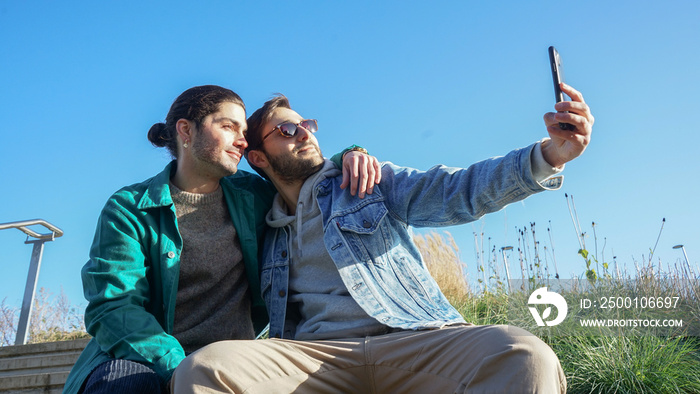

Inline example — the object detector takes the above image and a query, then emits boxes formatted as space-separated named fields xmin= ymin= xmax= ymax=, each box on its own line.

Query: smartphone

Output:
xmin=548 ymin=46 xmax=573 ymax=130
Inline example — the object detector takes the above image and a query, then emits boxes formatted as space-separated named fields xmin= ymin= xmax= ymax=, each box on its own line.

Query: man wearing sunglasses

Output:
xmin=171 ymin=83 xmax=593 ymax=393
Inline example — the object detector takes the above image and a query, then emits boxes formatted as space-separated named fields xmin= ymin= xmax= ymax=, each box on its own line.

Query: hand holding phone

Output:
xmin=548 ymin=46 xmax=574 ymax=130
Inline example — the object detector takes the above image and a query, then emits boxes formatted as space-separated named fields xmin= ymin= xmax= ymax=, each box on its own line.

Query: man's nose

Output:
xmin=296 ymin=126 xmax=311 ymax=141
xmin=235 ymin=133 xmax=248 ymax=149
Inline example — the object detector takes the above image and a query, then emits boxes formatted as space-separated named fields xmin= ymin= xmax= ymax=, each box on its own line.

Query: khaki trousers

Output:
xmin=171 ymin=325 xmax=566 ymax=393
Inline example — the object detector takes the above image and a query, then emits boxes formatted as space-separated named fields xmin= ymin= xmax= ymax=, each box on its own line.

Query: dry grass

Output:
xmin=0 ymin=287 xmax=88 ymax=345
xmin=415 ymin=231 xmax=472 ymax=301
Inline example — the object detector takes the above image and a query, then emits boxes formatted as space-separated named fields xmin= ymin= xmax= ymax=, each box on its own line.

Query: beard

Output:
xmin=191 ymin=134 xmax=239 ymax=180
xmin=266 ymin=143 xmax=325 ymax=184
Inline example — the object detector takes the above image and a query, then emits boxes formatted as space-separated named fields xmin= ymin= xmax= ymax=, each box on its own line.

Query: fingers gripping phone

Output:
xmin=548 ymin=46 xmax=574 ymax=130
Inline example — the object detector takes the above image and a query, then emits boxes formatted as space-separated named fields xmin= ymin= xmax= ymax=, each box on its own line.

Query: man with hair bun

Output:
xmin=64 ymin=85 xmax=379 ymax=394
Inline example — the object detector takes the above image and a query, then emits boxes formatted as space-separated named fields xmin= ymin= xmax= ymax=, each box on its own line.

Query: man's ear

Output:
xmin=247 ymin=149 xmax=269 ymax=169
xmin=176 ymin=119 xmax=193 ymax=142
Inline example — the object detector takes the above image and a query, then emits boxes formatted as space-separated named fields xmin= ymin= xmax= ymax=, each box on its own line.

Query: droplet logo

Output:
xmin=528 ymin=287 xmax=568 ymax=326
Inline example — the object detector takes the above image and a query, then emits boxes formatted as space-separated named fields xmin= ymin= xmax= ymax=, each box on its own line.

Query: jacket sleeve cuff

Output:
xmin=531 ymin=139 xmax=564 ymax=190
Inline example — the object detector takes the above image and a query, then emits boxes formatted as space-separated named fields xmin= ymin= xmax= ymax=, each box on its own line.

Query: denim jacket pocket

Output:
xmin=334 ymin=202 xmax=394 ymax=265
xmin=336 ymin=202 xmax=387 ymax=234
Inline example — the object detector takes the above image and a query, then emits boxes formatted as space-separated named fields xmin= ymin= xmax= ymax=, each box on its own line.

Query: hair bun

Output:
xmin=147 ymin=122 xmax=169 ymax=147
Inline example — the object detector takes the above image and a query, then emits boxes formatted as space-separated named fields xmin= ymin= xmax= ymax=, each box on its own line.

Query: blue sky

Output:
xmin=1 ymin=1 xmax=699 ymax=310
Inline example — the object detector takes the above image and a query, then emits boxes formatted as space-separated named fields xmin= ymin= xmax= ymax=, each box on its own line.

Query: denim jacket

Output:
xmin=261 ymin=143 xmax=562 ymax=339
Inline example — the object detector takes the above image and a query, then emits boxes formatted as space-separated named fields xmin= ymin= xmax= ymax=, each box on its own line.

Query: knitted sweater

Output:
xmin=170 ymin=183 xmax=254 ymax=353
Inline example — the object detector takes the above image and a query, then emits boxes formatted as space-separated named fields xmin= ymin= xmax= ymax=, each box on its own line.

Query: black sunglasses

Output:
xmin=260 ymin=119 xmax=318 ymax=144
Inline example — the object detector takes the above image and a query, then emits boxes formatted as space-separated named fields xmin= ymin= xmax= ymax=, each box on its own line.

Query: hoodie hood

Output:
xmin=266 ymin=159 xmax=340 ymax=229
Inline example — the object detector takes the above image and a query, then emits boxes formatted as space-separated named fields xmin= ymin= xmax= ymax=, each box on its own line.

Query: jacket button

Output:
xmin=279 ymin=290 xmax=286 ymax=297
xmin=281 ymin=251 xmax=287 ymax=258
xmin=363 ymin=220 xmax=372 ymax=228
xmin=167 ymin=251 xmax=175 ymax=259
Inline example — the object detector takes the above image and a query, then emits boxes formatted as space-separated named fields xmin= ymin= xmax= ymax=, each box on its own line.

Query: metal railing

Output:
xmin=0 ymin=219 xmax=64 ymax=345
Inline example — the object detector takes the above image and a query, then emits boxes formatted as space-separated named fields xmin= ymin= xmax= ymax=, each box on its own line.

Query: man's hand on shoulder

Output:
xmin=542 ymin=83 xmax=594 ymax=168
xmin=340 ymin=150 xmax=382 ymax=198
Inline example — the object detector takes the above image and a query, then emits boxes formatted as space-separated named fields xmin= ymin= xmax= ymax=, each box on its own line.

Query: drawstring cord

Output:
xmin=295 ymin=201 xmax=304 ymax=259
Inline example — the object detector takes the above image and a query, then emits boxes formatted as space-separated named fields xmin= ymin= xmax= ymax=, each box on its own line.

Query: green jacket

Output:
xmin=64 ymin=162 xmax=275 ymax=393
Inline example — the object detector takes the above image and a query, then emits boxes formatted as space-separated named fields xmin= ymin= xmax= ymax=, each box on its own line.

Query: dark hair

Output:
xmin=244 ymin=94 xmax=291 ymax=153
xmin=148 ymin=85 xmax=245 ymax=158
xmin=242 ymin=94 xmax=292 ymax=180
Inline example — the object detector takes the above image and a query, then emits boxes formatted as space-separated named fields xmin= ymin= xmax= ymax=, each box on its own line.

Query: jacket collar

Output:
xmin=136 ymin=161 xmax=256 ymax=211
xmin=137 ymin=161 xmax=177 ymax=210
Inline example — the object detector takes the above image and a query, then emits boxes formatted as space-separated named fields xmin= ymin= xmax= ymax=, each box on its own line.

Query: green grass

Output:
xmin=420 ymin=226 xmax=700 ymax=394
xmin=442 ymin=283 xmax=700 ymax=393
xmin=554 ymin=335 xmax=700 ymax=394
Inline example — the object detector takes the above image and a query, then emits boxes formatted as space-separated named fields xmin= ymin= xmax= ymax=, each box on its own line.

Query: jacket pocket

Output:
xmin=335 ymin=203 xmax=393 ymax=264
xmin=336 ymin=202 xmax=388 ymax=234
